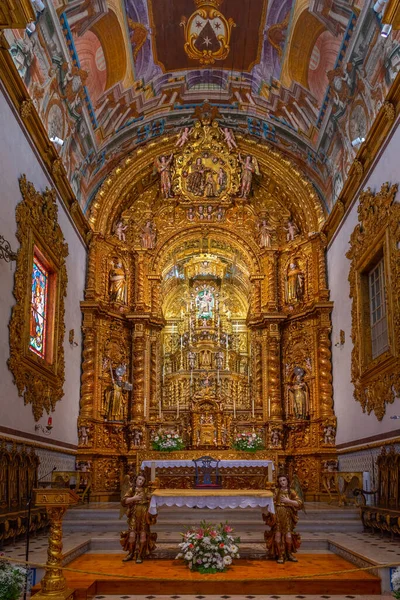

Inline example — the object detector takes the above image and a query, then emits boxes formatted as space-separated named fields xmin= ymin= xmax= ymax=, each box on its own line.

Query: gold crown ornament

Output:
xmin=194 ymin=0 xmax=223 ymax=8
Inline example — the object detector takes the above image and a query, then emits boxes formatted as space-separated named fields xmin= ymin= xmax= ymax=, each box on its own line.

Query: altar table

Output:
xmin=141 ymin=459 xmax=274 ymax=489
xmin=149 ymin=488 xmax=275 ymax=515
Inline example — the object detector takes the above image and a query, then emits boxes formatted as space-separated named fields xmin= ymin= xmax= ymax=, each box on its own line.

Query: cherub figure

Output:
xmin=175 ymin=127 xmax=192 ymax=148
xmin=285 ymin=219 xmax=299 ymax=242
xmin=223 ymin=127 xmax=238 ymax=151
xmin=114 ymin=220 xmax=128 ymax=242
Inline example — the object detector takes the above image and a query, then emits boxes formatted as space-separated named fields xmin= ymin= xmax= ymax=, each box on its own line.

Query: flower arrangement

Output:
xmin=231 ymin=431 xmax=264 ymax=452
xmin=392 ymin=566 xmax=400 ymax=599
xmin=176 ymin=521 xmax=240 ymax=573
xmin=152 ymin=430 xmax=185 ymax=452
xmin=0 ymin=557 xmax=26 ymax=600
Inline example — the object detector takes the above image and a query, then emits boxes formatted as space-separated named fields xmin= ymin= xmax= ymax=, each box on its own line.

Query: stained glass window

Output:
xmin=29 ymin=256 xmax=49 ymax=359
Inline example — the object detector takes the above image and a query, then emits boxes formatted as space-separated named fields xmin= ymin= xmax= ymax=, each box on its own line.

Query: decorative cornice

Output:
xmin=382 ymin=0 xmax=400 ymax=29
xmin=0 ymin=0 xmax=35 ymax=29
xmin=0 ymin=33 xmax=91 ymax=244
xmin=323 ymin=71 xmax=400 ymax=243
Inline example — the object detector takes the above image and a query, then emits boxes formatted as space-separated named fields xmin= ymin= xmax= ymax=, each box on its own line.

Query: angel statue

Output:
xmin=238 ymin=154 xmax=260 ymax=198
xmin=223 ymin=127 xmax=238 ymax=151
xmin=263 ymin=473 xmax=303 ymax=563
xmin=120 ymin=472 xmax=157 ymax=563
xmin=175 ymin=126 xmax=192 ymax=148
xmin=155 ymin=154 xmax=173 ymax=198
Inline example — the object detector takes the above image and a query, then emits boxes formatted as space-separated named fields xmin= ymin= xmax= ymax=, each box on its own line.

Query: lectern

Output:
xmin=33 ymin=488 xmax=79 ymax=599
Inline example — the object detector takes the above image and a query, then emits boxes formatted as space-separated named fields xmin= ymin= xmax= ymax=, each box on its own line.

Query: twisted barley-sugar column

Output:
xmin=268 ymin=252 xmax=279 ymax=311
xmin=150 ymin=336 xmax=158 ymax=408
xmin=132 ymin=332 xmax=145 ymax=419
xmin=136 ymin=253 xmax=146 ymax=309
xmin=40 ymin=506 xmax=68 ymax=595
xmin=151 ymin=279 xmax=162 ymax=316
xmin=84 ymin=241 xmax=97 ymax=300
xmin=80 ymin=327 xmax=96 ymax=418
xmin=318 ymin=327 xmax=334 ymax=418
xmin=267 ymin=332 xmax=282 ymax=421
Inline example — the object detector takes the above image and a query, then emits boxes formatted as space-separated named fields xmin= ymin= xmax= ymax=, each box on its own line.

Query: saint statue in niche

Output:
xmin=141 ymin=220 xmax=156 ymax=249
xmin=104 ymin=363 xmax=132 ymax=421
xmin=288 ymin=367 xmax=309 ymax=420
xmin=285 ymin=261 xmax=304 ymax=304
xmin=204 ymin=171 xmax=216 ymax=197
xmin=109 ymin=260 xmax=127 ymax=304
xmin=238 ymin=154 xmax=259 ymax=198
xmin=155 ymin=154 xmax=174 ymax=198
xmin=259 ymin=220 xmax=274 ymax=248
xmin=187 ymin=157 xmax=206 ymax=196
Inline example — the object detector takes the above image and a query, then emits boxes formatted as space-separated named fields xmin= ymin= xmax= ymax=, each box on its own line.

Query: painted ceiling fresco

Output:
xmin=4 ymin=0 xmax=400 ymax=214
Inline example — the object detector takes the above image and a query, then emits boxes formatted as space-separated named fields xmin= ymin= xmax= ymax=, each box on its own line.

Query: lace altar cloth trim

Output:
xmin=141 ymin=459 xmax=274 ymax=469
xmin=149 ymin=489 xmax=275 ymax=515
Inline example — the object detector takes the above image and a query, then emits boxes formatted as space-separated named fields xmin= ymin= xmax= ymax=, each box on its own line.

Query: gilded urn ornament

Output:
xmin=180 ymin=0 xmax=236 ymax=65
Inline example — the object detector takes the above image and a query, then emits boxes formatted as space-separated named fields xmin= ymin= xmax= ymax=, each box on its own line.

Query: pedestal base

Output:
xmin=32 ymin=588 xmax=74 ymax=600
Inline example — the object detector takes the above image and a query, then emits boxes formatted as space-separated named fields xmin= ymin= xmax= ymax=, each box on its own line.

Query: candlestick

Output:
xmin=233 ymin=397 xmax=236 ymax=419
xmin=251 ymin=395 xmax=255 ymax=419
xmin=176 ymin=397 xmax=179 ymax=418
xmin=268 ymin=396 xmax=271 ymax=419
xmin=144 ymin=396 xmax=147 ymax=418
xmin=159 ymin=398 xmax=162 ymax=420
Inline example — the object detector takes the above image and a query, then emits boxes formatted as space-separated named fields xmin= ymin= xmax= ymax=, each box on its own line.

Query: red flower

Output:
xmin=219 ymin=543 xmax=224 ymax=548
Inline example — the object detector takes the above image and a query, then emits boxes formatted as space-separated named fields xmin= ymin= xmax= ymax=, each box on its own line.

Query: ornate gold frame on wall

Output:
xmin=347 ymin=182 xmax=400 ymax=420
xmin=8 ymin=175 xmax=68 ymax=421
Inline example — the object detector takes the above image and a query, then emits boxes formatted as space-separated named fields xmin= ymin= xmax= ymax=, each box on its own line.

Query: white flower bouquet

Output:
xmin=232 ymin=431 xmax=264 ymax=452
xmin=152 ymin=430 xmax=185 ymax=452
xmin=0 ymin=557 xmax=26 ymax=600
xmin=176 ymin=521 xmax=240 ymax=573
xmin=392 ymin=566 xmax=400 ymax=599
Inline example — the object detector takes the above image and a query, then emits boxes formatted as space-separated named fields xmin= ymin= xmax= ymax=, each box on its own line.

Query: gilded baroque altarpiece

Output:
xmin=78 ymin=119 xmax=337 ymax=500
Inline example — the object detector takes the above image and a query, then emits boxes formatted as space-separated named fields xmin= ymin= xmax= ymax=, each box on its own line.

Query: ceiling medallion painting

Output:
xmin=180 ymin=0 xmax=235 ymax=65
xmin=147 ymin=0 xmax=268 ymax=72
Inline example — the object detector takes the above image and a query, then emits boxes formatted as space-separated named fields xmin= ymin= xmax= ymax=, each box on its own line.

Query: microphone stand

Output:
xmin=23 ymin=466 xmax=57 ymax=600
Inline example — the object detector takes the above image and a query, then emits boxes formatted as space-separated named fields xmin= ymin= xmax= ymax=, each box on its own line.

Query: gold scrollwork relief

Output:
xmin=347 ymin=182 xmax=400 ymax=420
xmin=8 ymin=176 xmax=68 ymax=421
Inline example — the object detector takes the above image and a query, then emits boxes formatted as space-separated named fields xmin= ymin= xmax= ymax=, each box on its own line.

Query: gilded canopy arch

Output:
xmin=89 ymin=123 xmax=326 ymax=238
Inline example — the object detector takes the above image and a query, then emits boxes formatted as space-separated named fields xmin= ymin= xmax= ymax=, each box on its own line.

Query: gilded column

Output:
xmin=38 ymin=506 xmax=69 ymax=597
xmin=132 ymin=325 xmax=145 ymax=419
xmin=136 ymin=252 xmax=146 ymax=310
xmin=85 ymin=238 xmax=97 ymax=300
xmin=80 ymin=326 xmax=96 ymax=418
xmin=317 ymin=317 xmax=334 ymax=418
xmin=268 ymin=252 xmax=279 ymax=311
xmin=267 ymin=325 xmax=282 ymax=421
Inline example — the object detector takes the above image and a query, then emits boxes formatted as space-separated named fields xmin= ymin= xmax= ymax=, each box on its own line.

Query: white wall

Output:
xmin=0 ymin=86 xmax=86 ymax=449
xmin=328 ymin=121 xmax=400 ymax=447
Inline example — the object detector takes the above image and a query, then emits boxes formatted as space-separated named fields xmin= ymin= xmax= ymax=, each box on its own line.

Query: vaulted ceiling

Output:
xmin=4 ymin=0 xmax=400 ymax=214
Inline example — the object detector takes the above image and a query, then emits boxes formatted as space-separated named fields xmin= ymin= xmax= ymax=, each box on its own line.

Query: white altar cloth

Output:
xmin=149 ymin=488 xmax=274 ymax=515
xmin=141 ymin=459 xmax=274 ymax=469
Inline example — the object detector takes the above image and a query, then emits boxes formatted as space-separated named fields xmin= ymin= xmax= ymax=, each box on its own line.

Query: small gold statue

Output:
xmin=120 ymin=473 xmax=157 ymax=563
xmin=263 ymin=474 xmax=303 ymax=564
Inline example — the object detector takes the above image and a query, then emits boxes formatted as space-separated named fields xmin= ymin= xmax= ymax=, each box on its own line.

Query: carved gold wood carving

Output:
xmin=347 ymin=182 xmax=400 ymax=420
xmin=0 ymin=0 xmax=35 ymax=29
xmin=8 ymin=176 xmax=68 ymax=421
xmin=78 ymin=122 xmax=336 ymax=500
